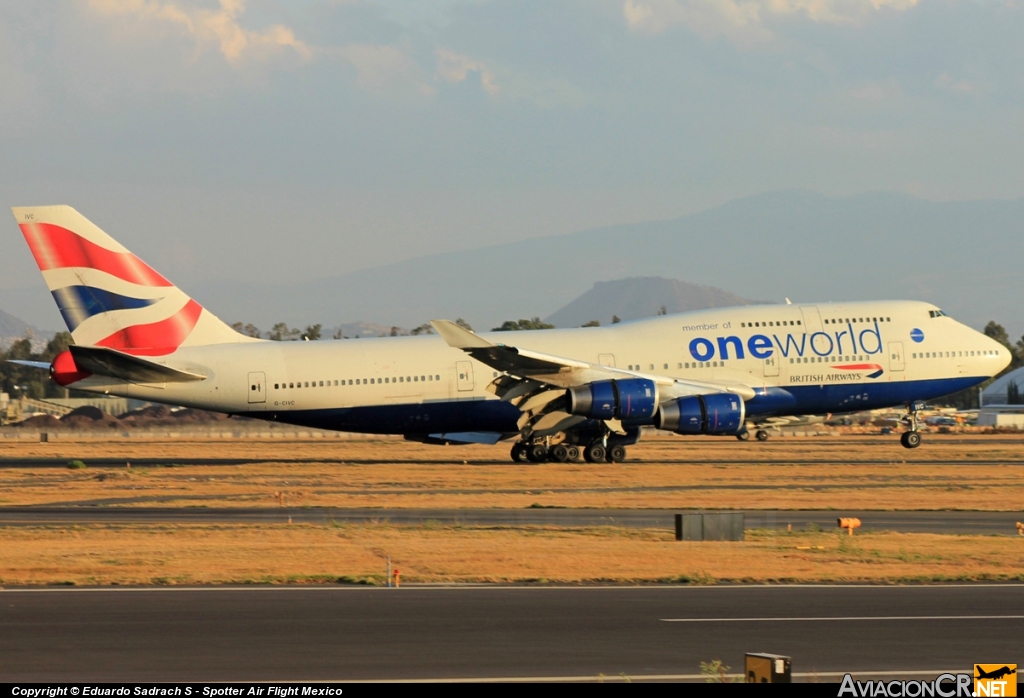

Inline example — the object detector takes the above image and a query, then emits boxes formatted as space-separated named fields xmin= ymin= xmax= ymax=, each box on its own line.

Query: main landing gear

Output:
xmin=510 ymin=439 xmax=626 ymax=463
xmin=735 ymin=428 xmax=770 ymax=442
xmin=900 ymin=401 xmax=925 ymax=449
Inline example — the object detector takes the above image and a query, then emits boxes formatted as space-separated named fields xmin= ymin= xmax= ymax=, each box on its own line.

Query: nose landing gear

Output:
xmin=900 ymin=401 xmax=926 ymax=449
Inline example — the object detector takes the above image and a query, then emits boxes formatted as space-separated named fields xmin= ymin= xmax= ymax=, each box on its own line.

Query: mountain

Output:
xmin=4 ymin=191 xmax=1023 ymax=337
xmin=184 ymin=190 xmax=1022 ymax=336
xmin=0 ymin=308 xmax=54 ymax=349
xmin=545 ymin=277 xmax=766 ymax=327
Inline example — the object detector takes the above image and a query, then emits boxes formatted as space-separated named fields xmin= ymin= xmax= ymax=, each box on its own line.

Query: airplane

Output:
xmin=975 ymin=666 xmax=1016 ymax=681
xmin=7 ymin=205 xmax=1013 ymax=463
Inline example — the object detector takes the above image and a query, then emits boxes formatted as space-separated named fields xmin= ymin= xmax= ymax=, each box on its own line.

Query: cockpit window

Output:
xmin=928 ymin=310 xmax=948 ymax=318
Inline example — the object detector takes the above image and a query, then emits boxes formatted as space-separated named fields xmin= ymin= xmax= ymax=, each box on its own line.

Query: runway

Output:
xmin=1 ymin=585 xmax=1021 ymax=681
xmin=0 ymin=506 xmax=1020 ymax=535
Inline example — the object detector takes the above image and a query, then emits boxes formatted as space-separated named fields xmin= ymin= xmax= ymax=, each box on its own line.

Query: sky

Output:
xmin=1 ymin=0 xmax=1022 ymax=327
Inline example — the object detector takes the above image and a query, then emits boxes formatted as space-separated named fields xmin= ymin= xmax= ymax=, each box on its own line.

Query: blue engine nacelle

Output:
xmin=566 ymin=378 xmax=659 ymax=421
xmin=653 ymin=393 xmax=745 ymax=435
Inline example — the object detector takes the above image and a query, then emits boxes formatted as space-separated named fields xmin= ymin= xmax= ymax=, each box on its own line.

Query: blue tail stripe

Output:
xmin=52 ymin=285 xmax=161 ymax=331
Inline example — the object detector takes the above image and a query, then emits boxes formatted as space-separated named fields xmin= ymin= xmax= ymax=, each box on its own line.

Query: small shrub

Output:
xmin=67 ymin=460 xmax=86 ymax=470
xmin=700 ymin=660 xmax=739 ymax=683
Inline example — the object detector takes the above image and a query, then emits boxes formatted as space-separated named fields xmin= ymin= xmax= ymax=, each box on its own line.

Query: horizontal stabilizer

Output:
xmin=69 ymin=345 xmax=207 ymax=384
xmin=6 ymin=360 xmax=52 ymax=370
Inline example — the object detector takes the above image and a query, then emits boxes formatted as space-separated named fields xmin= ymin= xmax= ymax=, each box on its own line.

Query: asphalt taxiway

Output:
xmin=0 ymin=506 xmax=1020 ymax=535
xmin=1 ymin=585 xmax=1021 ymax=681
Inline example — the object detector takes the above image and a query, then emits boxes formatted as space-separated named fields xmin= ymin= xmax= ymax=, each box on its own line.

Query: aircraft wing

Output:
xmin=432 ymin=319 xmax=755 ymax=437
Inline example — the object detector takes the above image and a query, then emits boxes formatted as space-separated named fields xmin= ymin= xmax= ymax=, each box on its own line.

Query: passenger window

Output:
xmin=436 ymin=375 xmax=440 ymax=380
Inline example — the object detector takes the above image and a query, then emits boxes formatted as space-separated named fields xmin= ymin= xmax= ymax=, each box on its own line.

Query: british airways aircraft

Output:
xmin=9 ymin=206 xmax=1012 ymax=462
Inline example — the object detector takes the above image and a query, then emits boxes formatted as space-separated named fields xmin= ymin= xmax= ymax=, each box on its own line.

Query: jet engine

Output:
xmin=654 ymin=393 xmax=745 ymax=435
xmin=566 ymin=378 xmax=658 ymax=420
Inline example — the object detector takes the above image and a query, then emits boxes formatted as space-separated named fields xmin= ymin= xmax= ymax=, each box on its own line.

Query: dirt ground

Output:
xmin=1 ymin=434 xmax=1021 ymax=510
xmin=0 ymin=523 xmax=1020 ymax=586
xmin=2 ymin=433 xmax=1022 ymax=586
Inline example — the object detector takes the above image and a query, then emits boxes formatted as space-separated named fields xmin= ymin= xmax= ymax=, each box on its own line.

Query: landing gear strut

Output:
xmin=900 ymin=401 xmax=925 ymax=449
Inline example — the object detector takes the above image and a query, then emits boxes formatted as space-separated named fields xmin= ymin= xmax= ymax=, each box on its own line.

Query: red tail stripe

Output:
xmin=95 ymin=300 xmax=203 ymax=356
xmin=19 ymin=222 xmax=173 ymax=288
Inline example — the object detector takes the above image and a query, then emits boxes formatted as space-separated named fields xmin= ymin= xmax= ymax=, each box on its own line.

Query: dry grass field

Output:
xmin=1 ymin=433 xmax=1021 ymax=586
xmin=0 ymin=523 xmax=1021 ymax=586
xmin=1 ymin=434 xmax=1022 ymax=510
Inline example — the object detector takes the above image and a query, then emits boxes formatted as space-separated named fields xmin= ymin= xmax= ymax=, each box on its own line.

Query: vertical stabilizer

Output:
xmin=12 ymin=205 xmax=256 ymax=355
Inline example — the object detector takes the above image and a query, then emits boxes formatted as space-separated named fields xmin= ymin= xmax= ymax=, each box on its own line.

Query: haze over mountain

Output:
xmin=0 ymin=308 xmax=54 ymax=350
xmin=3 ymin=191 xmax=1022 ymax=338
xmin=545 ymin=278 xmax=766 ymax=328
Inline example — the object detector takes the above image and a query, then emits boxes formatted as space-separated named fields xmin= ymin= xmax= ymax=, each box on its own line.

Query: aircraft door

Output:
xmin=247 ymin=372 xmax=266 ymax=404
xmin=456 ymin=361 xmax=474 ymax=392
xmin=800 ymin=306 xmax=822 ymax=332
xmin=598 ymin=354 xmax=616 ymax=367
xmin=888 ymin=342 xmax=905 ymax=372
xmin=763 ymin=356 xmax=780 ymax=377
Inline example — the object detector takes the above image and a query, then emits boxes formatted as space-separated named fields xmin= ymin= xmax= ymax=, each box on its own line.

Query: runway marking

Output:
xmin=661 ymin=615 xmax=1024 ymax=622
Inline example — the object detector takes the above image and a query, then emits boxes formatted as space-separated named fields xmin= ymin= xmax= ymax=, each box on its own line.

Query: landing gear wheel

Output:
xmin=900 ymin=431 xmax=922 ymax=449
xmin=606 ymin=445 xmax=627 ymax=463
xmin=549 ymin=444 xmax=570 ymax=463
xmin=755 ymin=429 xmax=770 ymax=442
xmin=583 ymin=443 xmax=606 ymax=463
xmin=566 ymin=446 xmax=581 ymax=462
xmin=511 ymin=443 xmax=528 ymax=463
xmin=736 ymin=430 xmax=750 ymax=441
xmin=526 ymin=444 xmax=549 ymax=463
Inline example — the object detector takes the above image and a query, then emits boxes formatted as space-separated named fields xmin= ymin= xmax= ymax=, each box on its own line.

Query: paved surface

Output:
xmin=1 ymin=585 xmax=1021 ymax=681
xmin=2 ymin=451 xmax=1024 ymax=469
xmin=1 ymin=506 xmax=1021 ymax=535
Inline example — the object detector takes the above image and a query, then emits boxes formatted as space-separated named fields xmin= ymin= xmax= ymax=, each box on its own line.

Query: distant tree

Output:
xmin=389 ymin=326 xmax=403 ymax=337
xmin=455 ymin=318 xmax=473 ymax=331
xmin=611 ymin=315 xmax=621 ymax=324
xmin=268 ymin=323 xmax=301 ymax=341
xmin=303 ymin=324 xmax=322 ymax=341
xmin=410 ymin=323 xmax=434 ymax=335
xmin=492 ymin=317 xmax=555 ymax=331
xmin=581 ymin=320 xmax=600 ymax=327
xmin=657 ymin=305 xmax=667 ymax=316
xmin=984 ymin=321 xmax=1012 ymax=351
xmin=44 ymin=332 xmax=74 ymax=357
xmin=332 ymin=328 xmax=345 ymax=340
xmin=1008 ymin=382 xmax=1021 ymax=405
xmin=230 ymin=322 xmax=262 ymax=338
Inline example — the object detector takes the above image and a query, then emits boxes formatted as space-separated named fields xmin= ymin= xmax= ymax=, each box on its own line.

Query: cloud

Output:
xmin=332 ymin=43 xmax=434 ymax=96
xmin=623 ymin=0 xmax=921 ymax=38
xmin=87 ymin=0 xmax=312 ymax=65
xmin=436 ymin=48 xmax=499 ymax=95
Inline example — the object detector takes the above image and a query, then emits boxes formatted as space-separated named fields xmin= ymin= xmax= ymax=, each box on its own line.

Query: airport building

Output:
xmin=981 ymin=366 xmax=1024 ymax=406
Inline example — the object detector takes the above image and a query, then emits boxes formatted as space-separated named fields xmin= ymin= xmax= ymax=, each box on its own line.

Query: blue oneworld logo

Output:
xmin=910 ymin=328 xmax=925 ymax=343
xmin=687 ymin=321 xmax=885 ymax=362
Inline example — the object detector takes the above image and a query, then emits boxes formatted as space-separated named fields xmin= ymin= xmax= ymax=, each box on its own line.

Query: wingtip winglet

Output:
xmin=430 ymin=320 xmax=493 ymax=349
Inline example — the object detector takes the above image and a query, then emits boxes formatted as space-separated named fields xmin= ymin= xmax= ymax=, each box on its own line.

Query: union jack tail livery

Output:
xmin=13 ymin=205 xmax=251 ymax=355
